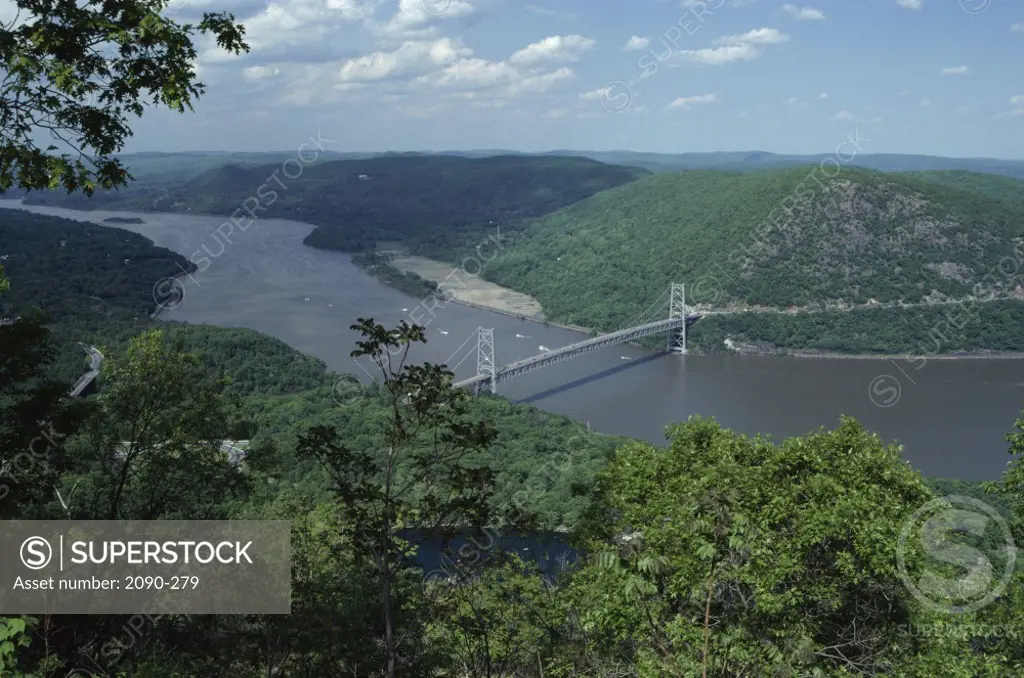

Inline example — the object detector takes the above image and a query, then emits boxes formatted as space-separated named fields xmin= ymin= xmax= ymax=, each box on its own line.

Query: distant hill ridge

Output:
xmin=17 ymin=154 xmax=649 ymax=258
xmin=478 ymin=165 xmax=1024 ymax=354
xmin=5 ymin=148 xmax=1021 ymax=189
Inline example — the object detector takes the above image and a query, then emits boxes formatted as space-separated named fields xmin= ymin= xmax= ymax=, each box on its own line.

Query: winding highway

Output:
xmin=70 ymin=344 xmax=104 ymax=397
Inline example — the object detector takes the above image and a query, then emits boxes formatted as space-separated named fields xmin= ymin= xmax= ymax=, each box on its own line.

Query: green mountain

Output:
xmin=552 ymin=150 xmax=1024 ymax=178
xmin=0 ymin=209 xmax=329 ymax=389
xmin=19 ymin=154 xmax=649 ymax=258
xmin=481 ymin=166 xmax=1024 ymax=354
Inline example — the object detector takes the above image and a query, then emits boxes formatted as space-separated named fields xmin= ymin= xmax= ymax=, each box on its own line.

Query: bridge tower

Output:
xmin=667 ymin=283 xmax=687 ymax=354
xmin=474 ymin=328 xmax=497 ymax=395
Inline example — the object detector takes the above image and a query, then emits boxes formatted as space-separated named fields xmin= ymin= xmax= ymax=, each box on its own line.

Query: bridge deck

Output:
xmin=453 ymin=314 xmax=700 ymax=390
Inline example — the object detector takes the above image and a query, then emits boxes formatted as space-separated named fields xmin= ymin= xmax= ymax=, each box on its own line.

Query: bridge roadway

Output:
xmin=453 ymin=314 xmax=702 ymax=391
xmin=70 ymin=344 xmax=104 ymax=397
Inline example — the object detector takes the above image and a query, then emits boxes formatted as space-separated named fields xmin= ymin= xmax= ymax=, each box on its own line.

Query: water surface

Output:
xmin=4 ymin=200 xmax=1021 ymax=481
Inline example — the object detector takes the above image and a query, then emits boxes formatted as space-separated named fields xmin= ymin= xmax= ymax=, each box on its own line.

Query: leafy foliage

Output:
xmin=0 ymin=0 xmax=247 ymax=194
xmin=568 ymin=416 xmax=991 ymax=676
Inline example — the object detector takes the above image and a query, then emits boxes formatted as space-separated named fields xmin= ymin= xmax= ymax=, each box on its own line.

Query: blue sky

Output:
xmin=73 ymin=0 xmax=1024 ymax=156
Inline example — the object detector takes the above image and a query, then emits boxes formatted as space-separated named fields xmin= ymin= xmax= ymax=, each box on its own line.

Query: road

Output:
xmin=69 ymin=344 xmax=104 ymax=397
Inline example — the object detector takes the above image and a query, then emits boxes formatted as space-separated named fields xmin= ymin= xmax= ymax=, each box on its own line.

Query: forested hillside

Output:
xmin=481 ymin=166 xmax=1024 ymax=354
xmin=0 ymin=209 xmax=332 ymax=389
xmin=20 ymin=154 xmax=648 ymax=258
xmin=0 ymin=209 xmax=190 ymax=379
xmin=558 ymin=150 xmax=1024 ymax=177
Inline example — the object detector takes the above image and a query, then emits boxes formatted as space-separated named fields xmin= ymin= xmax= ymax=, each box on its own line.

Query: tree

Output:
xmin=0 ymin=2 xmax=249 ymax=671
xmin=570 ymin=416 xmax=953 ymax=677
xmin=63 ymin=328 xmax=247 ymax=521
xmin=1 ymin=0 xmax=247 ymax=195
xmin=297 ymin=318 xmax=499 ymax=678
xmin=425 ymin=554 xmax=572 ymax=678
xmin=0 ymin=305 xmax=90 ymax=520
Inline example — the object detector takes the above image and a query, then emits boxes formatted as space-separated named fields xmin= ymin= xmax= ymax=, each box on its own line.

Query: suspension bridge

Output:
xmin=452 ymin=283 xmax=700 ymax=394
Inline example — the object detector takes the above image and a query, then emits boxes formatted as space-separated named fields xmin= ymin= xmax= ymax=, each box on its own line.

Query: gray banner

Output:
xmin=0 ymin=521 xmax=291 ymax=614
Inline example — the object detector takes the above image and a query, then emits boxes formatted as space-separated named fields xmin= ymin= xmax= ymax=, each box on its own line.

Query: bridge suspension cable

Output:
xmin=445 ymin=329 xmax=481 ymax=374
xmin=618 ymin=285 xmax=671 ymax=333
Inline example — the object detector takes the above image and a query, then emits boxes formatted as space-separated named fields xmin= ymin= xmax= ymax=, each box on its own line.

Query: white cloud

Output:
xmin=497 ymin=67 xmax=575 ymax=97
xmin=389 ymin=0 xmax=474 ymax=28
xmin=526 ymin=5 xmax=555 ymax=15
xmin=897 ymin=0 xmax=922 ymax=9
xmin=201 ymin=0 xmax=380 ymax=62
xmin=509 ymin=35 xmax=596 ymax=66
xmin=1013 ymin=23 xmax=1024 ymax=32
xmin=417 ymin=60 xmax=575 ymax=99
xmin=818 ymin=92 xmax=828 ymax=99
xmin=337 ymin=38 xmax=472 ymax=82
xmin=920 ymin=99 xmax=931 ymax=107
xmin=373 ymin=0 xmax=475 ymax=40
xmin=674 ymin=28 xmax=788 ymax=66
xmin=675 ymin=42 xmax=762 ymax=66
xmin=579 ymin=87 xmax=608 ymax=101
xmin=243 ymin=65 xmax=280 ymax=80
xmin=713 ymin=27 xmax=790 ymax=46
xmin=411 ymin=35 xmax=579 ymax=102
xmin=781 ymin=4 xmax=825 ymax=20
xmin=940 ymin=65 xmax=970 ymax=76
xmin=668 ymin=93 xmax=720 ymax=110
xmin=1011 ymin=95 xmax=1024 ymax=104
xmin=624 ymin=35 xmax=650 ymax=51
xmin=418 ymin=58 xmax=518 ymax=89
xmin=833 ymin=109 xmax=855 ymax=121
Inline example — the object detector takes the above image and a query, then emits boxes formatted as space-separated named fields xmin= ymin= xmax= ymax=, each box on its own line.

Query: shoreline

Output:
xmin=748 ymin=348 xmax=1024 ymax=361
xmin=12 ymin=199 xmax=1024 ymax=362
xmin=443 ymin=297 xmax=594 ymax=335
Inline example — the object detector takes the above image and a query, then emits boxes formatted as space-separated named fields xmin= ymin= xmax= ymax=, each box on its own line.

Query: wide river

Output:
xmin=5 ymin=200 xmax=1024 ymax=482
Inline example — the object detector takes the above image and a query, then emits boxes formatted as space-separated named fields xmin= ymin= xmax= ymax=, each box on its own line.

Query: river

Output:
xmin=4 ymin=200 xmax=1023 ymax=482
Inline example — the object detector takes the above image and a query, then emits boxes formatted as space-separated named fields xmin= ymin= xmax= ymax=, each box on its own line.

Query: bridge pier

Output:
xmin=667 ymin=283 xmax=687 ymax=354
xmin=476 ymin=328 xmax=496 ymax=395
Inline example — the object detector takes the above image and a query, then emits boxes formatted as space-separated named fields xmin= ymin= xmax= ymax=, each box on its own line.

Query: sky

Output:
xmin=16 ymin=0 xmax=1024 ymax=157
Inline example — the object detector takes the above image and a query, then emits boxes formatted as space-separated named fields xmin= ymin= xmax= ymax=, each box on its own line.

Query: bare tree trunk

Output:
xmin=382 ymin=544 xmax=396 ymax=678
xmin=702 ymin=560 xmax=715 ymax=678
